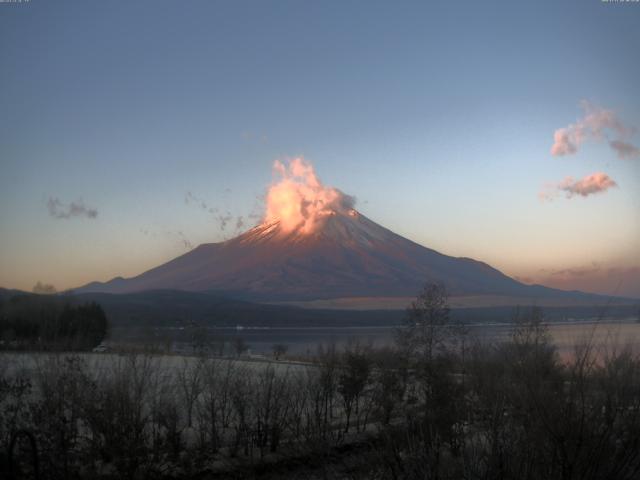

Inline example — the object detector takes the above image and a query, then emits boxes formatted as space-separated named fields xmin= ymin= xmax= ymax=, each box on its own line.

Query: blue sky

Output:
xmin=1 ymin=0 xmax=639 ymax=296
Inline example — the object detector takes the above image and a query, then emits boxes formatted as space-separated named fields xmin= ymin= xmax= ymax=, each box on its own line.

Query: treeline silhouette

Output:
xmin=1 ymin=284 xmax=640 ymax=479
xmin=0 ymin=294 xmax=108 ymax=350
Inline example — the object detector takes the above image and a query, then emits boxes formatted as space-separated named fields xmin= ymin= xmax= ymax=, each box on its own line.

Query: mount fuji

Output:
xmin=76 ymin=209 xmax=596 ymax=303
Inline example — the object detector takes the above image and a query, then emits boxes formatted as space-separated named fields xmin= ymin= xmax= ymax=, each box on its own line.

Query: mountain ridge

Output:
xmin=75 ymin=210 xmax=629 ymax=303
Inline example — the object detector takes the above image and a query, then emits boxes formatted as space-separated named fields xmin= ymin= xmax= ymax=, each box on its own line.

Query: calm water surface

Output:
xmin=195 ymin=319 xmax=640 ymax=357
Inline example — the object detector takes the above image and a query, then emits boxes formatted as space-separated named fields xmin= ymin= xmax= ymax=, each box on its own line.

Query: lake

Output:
xmin=147 ymin=318 xmax=640 ymax=358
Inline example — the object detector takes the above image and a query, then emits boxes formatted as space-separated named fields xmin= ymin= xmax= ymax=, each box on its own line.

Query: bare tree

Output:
xmin=211 ymin=334 xmax=227 ymax=357
xmin=272 ymin=343 xmax=288 ymax=360
xmin=177 ymin=357 xmax=204 ymax=428
xmin=283 ymin=370 xmax=309 ymax=446
xmin=232 ymin=337 xmax=248 ymax=357
xmin=338 ymin=343 xmax=372 ymax=433
xmin=82 ymin=354 xmax=157 ymax=479
xmin=0 ymin=357 xmax=32 ymax=457
xmin=229 ymin=365 xmax=253 ymax=457
xmin=372 ymin=348 xmax=408 ymax=425
xmin=303 ymin=344 xmax=342 ymax=447
xmin=31 ymin=354 xmax=92 ymax=479
xmin=197 ymin=359 xmax=237 ymax=453
xmin=396 ymin=282 xmax=457 ymax=363
xmin=251 ymin=365 xmax=292 ymax=455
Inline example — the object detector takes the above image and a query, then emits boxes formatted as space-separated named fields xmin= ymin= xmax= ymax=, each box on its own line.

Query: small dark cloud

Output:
xmin=184 ymin=190 xmax=249 ymax=236
xmin=33 ymin=281 xmax=57 ymax=294
xmin=176 ymin=231 xmax=193 ymax=251
xmin=217 ymin=212 xmax=233 ymax=231
xmin=609 ymin=140 xmax=640 ymax=159
xmin=47 ymin=197 xmax=98 ymax=219
xmin=185 ymin=191 xmax=217 ymax=213
xmin=247 ymin=194 xmax=265 ymax=222
xmin=139 ymin=228 xmax=158 ymax=238
xmin=165 ymin=230 xmax=193 ymax=251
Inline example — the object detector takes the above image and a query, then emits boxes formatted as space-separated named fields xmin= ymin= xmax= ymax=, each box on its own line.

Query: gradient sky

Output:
xmin=1 ymin=0 xmax=639 ymax=297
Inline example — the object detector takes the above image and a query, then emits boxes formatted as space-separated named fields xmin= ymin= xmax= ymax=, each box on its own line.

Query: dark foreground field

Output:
xmin=3 ymin=302 xmax=640 ymax=480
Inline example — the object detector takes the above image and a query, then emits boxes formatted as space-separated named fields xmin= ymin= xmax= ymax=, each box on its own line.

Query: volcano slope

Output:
xmin=77 ymin=209 xmax=617 ymax=306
